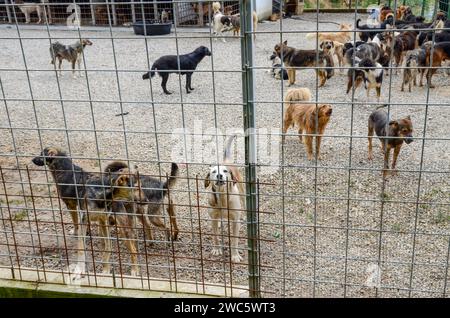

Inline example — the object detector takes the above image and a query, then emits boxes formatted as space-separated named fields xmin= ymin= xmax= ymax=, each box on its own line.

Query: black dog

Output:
xmin=356 ymin=16 xmax=393 ymax=42
xmin=142 ymin=46 xmax=211 ymax=95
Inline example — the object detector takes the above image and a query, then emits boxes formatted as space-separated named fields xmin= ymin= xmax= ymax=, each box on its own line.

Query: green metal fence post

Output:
xmin=240 ymin=0 xmax=260 ymax=299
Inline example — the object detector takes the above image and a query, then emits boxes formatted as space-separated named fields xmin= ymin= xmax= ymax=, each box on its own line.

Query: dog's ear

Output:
xmin=47 ymin=148 xmax=58 ymax=157
xmin=228 ymin=169 xmax=238 ymax=185
xmin=204 ymin=172 xmax=210 ymax=188
xmin=115 ymin=175 xmax=128 ymax=187
xmin=319 ymin=42 xmax=324 ymax=50
xmin=389 ymin=120 xmax=399 ymax=129
xmin=283 ymin=40 xmax=288 ymax=45
xmin=406 ymin=115 xmax=411 ymax=120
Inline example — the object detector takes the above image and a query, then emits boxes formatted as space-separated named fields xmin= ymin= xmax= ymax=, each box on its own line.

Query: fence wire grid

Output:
xmin=0 ymin=0 xmax=449 ymax=298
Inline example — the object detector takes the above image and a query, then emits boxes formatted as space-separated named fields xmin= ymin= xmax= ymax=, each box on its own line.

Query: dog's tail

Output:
xmin=356 ymin=18 xmax=363 ymax=29
xmin=306 ymin=32 xmax=318 ymax=40
xmin=223 ymin=134 xmax=237 ymax=164
xmin=212 ymin=2 xmax=221 ymax=14
xmin=162 ymin=163 xmax=179 ymax=190
xmin=284 ymin=88 xmax=312 ymax=110
xmin=142 ymin=65 xmax=157 ymax=80
xmin=104 ymin=161 xmax=128 ymax=173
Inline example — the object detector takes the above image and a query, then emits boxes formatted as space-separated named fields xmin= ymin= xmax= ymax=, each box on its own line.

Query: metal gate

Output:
xmin=0 ymin=0 xmax=449 ymax=298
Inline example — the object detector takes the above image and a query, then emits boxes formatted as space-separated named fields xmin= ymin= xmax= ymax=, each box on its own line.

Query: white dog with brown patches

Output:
xmin=204 ymin=135 xmax=245 ymax=263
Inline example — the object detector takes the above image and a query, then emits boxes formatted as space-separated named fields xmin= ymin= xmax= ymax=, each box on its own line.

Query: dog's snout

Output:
xmin=32 ymin=157 xmax=45 ymax=166
xmin=405 ymin=135 xmax=413 ymax=144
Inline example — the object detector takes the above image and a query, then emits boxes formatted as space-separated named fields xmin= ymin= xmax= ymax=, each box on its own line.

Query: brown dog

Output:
xmin=382 ymin=30 xmax=418 ymax=72
xmin=274 ymin=41 xmax=333 ymax=87
xmin=282 ymin=103 xmax=333 ymax=160
xmin=380 ymin=6 xmax=394 ymax=22
xmin=368 ymin=108 xmax=413 ymax=177
xmin=424 ymin=42 xmax=450 ymax=88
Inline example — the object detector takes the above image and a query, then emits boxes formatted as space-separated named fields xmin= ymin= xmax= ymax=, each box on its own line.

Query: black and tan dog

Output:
xmin=32 ymin=148 xmax=179 ymax=277
xmin=142 ymin=46 xmax=211 ymax=95
xmin=368 ymin=108 xmax=413 ymax=177
xmin=49 ymin=39 xmax=93 ymax=78
xmin=32 ymin=147 xmax=119 ymax=277
xmin=105 ymin=161 xmax=180 ymax=243
xmin=274 ymin=41 xmax=333 ymax=87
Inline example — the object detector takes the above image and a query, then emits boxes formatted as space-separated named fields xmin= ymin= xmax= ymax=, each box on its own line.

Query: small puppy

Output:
xmin=204 ymin=135 xmax=245 ymax=263
xmin=282 ymin=103 xmax=333 ymax=160
xmin=268 ymin=53 xmax=288 ymax=80
xmin=142 ymin=46 xmax=212 ymax=95
xmin=401 ymin=49 xmax=420 ymax=92
xmin=161 ymin=9 xmax=169 ymax=23
xmin=368 ymin=108 xmax=413 ymax=177
xmin=49 ymin=39 xmax=93 ymax=78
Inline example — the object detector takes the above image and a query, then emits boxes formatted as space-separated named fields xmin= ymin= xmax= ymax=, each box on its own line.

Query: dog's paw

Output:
xmin=68 ymin=263 xmax=85 ymax=281
xmin=231 ymin=253 xmax=243 ymax=263
xmin=130 ymin=269 xmax=139 ymax=277
xmin=211 ymin=247 xmax=223 ymax=257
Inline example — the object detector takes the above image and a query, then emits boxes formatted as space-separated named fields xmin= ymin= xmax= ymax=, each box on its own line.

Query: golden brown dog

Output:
xmin=282 ymin=103 xmax=333 ymax=160
xmin=306 ymin=23 xmax=352 ymax=44
xmin=284 ymin=87 xmax=312 ymax=109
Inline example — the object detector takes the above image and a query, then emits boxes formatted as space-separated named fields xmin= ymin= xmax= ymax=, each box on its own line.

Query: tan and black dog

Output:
xmin=423 ymin=41 xmax=450 ymax=88
xmin=274 ymin=41 xmax=333 ymax=87
xmin=49 ymin=39 xmax=93 ymax=78
xmin=368 ymin=108 xmax=413 ymax=177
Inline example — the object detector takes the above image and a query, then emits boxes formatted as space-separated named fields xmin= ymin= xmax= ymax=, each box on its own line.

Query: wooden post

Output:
xmin=89 ymin=0 xmax=96 ymax=25
xmin=6 ymin=0 xmax=12 ymax=23
xmin=153 ymin=0 xmax=158 ymax=20
xmin=198 ymin=1 xmax=204 ymax=26
xmin=111 ymin=0 xmax=117 ymax=25
xmin=131 ymin=2 xmax=136 ymax=23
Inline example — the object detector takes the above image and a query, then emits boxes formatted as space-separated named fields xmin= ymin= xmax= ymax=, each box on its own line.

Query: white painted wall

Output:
xmin=253 ymin=0 xmax=273 ymax=20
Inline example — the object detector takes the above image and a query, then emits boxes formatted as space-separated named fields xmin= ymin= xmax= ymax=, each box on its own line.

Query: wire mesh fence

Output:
xmin=0 ymin=0 xmax=449 ymax=298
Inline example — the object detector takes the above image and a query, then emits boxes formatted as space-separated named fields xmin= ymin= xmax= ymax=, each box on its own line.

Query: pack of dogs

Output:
xmin=27 ymin=3 xmax=450 ymax=278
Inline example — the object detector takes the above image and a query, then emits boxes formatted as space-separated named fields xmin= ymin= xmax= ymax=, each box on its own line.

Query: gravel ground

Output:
xmin=0 ymin=13 xmax=449 ymax=297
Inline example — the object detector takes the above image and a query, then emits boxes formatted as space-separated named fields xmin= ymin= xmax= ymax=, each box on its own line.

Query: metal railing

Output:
xmin=0 ymin=0 xmax=449 ymax=298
